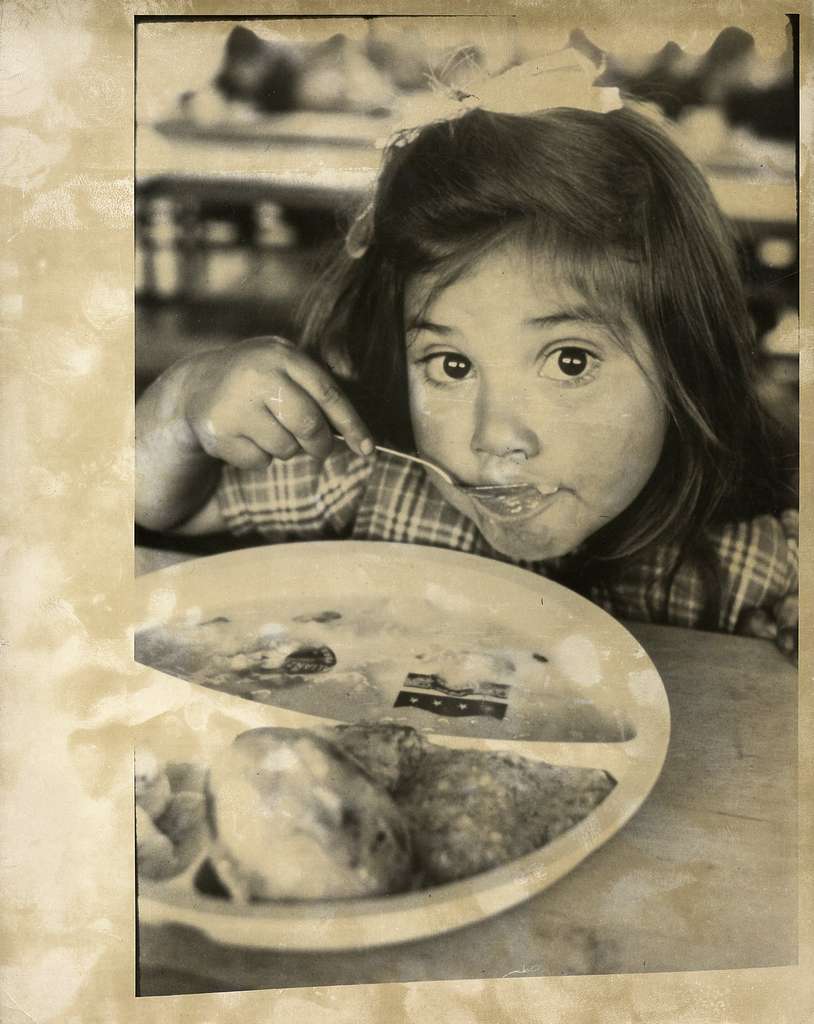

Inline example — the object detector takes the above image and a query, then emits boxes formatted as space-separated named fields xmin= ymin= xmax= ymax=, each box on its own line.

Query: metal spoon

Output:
xmin=332 ymin=435 xmax=550 ymax=517
xmin=333 ymin=433 xmax=456 ymax=484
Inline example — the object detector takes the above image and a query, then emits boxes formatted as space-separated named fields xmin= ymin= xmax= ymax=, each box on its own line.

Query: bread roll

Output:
xmin=206 ymin=728 xmax=413 ymax=900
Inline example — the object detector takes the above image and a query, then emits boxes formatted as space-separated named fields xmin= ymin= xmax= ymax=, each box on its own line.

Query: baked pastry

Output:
xmin=205 ymin=728 xmax=413 ymax=900
xmin=398 ymin=748 xmax=615 ymax=884
xmin=329 ymin=722 xmax=427 ymax=793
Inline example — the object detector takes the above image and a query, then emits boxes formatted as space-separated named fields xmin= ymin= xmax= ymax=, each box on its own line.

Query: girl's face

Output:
xmin=404 ymin=244 xmax=668 ymax=561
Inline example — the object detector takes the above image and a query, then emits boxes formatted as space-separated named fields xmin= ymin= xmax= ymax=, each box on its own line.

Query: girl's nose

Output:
xmin=470 ymin=384 xmax=541 ymax=462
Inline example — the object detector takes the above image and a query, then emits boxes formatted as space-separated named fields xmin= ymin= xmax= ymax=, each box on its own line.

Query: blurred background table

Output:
xmin=135 ymin=546 xmax=797 ymax=994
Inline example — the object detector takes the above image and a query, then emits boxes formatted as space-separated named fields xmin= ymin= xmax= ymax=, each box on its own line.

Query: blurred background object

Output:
xmin=135 ymin=16 xmax=798 ymax=521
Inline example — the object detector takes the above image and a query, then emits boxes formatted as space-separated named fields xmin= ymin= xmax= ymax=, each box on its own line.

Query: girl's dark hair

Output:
xmin=299 ymin=105 xmax=793 ymax=624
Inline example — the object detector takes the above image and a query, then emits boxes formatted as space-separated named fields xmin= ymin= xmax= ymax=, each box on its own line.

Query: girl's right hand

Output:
xmin=181 ymin=336 xmax=374 ymax=468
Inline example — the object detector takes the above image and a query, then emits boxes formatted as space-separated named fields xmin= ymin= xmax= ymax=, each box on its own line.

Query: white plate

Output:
xmin=133 ymin=541 xmax=670 ymax=951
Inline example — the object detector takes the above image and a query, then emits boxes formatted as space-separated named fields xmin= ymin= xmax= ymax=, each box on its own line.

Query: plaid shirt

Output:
xmin=218 ymin=445 xmax=798 ymax=633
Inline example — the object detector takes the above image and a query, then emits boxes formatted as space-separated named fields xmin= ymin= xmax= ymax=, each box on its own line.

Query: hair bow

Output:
xmin=382 ymin=47 xmax=622 ymax=149
xmin=345 ymin=47 xmax=623 ymax=259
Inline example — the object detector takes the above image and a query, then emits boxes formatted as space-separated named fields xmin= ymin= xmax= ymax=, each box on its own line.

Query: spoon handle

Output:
xmin=332 ymin=434 xmax=454 ymax=485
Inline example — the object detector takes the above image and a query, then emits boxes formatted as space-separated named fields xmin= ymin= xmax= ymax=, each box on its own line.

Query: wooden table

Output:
xmin=135 ymin=548 xmax=797 ymax=995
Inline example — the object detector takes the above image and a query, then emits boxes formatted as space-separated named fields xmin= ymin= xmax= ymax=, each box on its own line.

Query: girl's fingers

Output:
xmin=263 ymin=382 xmax=335 ymax=460
xmin=776 ymin=626 xmax=797 ymax=661
xmin=773 ymin=593 xmax=798 ymax=631
xmin=242 ymin=408 xmax=301 ymax=460
xmin=773 ymin=594 xmax=798 ymax=663
xmin=214 ymin=435 xmax=274 ymax=471
xmin=737 ymin=607 xmax=777 ymax=640
xmin=189 ymin=340 xmax=372 ymax=462
xmin=284 ymin=360 xmax=373 ymax=457
xmin=737 ymin=598 xmax=797 ymax=661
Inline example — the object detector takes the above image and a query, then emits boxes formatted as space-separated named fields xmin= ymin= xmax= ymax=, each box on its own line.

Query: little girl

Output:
xmin=136 ymin=60 xmax=798 ymax=655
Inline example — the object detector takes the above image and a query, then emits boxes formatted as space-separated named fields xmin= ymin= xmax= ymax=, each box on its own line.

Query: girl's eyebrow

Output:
xmin=404 ymin=317 xmax=453 ymax=335
xmin=406 ymin=309 xmax=612 ymax=334
xmin=404 ymin=308 xmax=624 ymax=350
xmin=523 ymin=309 xmax=612 ymax=330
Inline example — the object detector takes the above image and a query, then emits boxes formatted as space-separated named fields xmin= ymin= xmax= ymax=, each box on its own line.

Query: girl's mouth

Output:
xmin=458 ymin=482 xmax=559 ymax=519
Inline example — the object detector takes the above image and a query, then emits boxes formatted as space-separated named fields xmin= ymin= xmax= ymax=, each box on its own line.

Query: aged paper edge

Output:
xmin=1 ymin=0 xmax=811 ymax=1021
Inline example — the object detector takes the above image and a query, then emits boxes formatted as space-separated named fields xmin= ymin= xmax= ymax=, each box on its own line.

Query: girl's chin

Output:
xmin=479 ymin=522 xmax=576 ymax=562
xmin=469 ymin=504 xmax=582 ymax=561
xmin=433 ymin=481 xmax=584 ymax=560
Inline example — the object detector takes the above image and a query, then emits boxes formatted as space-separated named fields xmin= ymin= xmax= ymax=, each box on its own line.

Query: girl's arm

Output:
xmin=135 ymin=357 xmax=226 ymax=534
xmin=135 ymin=337 xmax=373 ymax=535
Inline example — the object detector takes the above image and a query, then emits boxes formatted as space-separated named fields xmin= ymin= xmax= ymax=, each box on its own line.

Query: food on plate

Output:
xmin=135 ymin=600 xmax=634 ymax=742
xmin=398 ymin=748 xmax=616 ymax=884
xmin=135 ymin=749 xmax=171 ymax=818
xmin=134 ymin=618 xmax=338 ymax=692
xmin=206 ymin=728 xmax=413 ymax=900
xmin=330 ymin=721 xmax=427 ymax=793
xmin=136 ymin=752 xmax=208 ymax=881
xmin=137 ymin=723 xmax=616 ymax=901
xmin=136 ymin=807 xmax=176 ymax=880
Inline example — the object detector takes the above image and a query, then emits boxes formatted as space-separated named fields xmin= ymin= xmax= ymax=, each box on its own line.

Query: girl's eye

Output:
xmin=541 ymin=346 xmax=599 ymax=384
xmin=420 ymin=352 xmax=474 ymax=384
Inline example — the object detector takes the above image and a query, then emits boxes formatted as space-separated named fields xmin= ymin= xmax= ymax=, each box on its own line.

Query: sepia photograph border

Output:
xmin=1 ymin=0 xmax=811 ymax=1021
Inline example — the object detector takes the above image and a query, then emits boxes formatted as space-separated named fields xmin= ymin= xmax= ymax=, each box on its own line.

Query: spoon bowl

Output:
xmin=333 ymin=435 xmax=547 ymax=518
